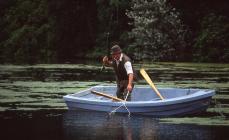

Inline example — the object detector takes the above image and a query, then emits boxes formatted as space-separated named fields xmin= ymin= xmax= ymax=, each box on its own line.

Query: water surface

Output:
xmin=0 ymin=62 xmax=228 ymax=140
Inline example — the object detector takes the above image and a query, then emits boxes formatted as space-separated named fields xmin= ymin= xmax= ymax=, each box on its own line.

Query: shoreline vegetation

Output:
xmin=0 ymin=0 xmax=228 ymax=64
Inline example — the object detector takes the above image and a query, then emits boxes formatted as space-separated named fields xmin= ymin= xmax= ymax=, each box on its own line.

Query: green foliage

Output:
xmin=194 ymin=13 xmax=229 ymax=62
xmin=0 ymin=0 xmax=55 ymax=64
xmin=0 ymin=0 xmax=228 ymax=63
xmin=126 ymin=0 xmax=190 ymax=61
xmin=95 ymin=0 xmax=131 ymax=53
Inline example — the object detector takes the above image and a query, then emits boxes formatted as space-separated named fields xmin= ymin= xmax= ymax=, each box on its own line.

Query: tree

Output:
xmin=126 ymin=0 xmax=190 ymax=61
xmin=92 ymin=0 xmax=131 ymax=59
xmin=194 ymin=13 xmax=229 ymax=62
xmin=0 ymin=0 xmax=55 ymax=64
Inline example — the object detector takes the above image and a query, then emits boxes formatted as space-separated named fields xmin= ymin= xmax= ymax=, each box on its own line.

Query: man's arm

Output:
xmin=127 ymin=73 xmax=134 ymax=92
xmin=124 ymin=61 xmax=134 ymax=92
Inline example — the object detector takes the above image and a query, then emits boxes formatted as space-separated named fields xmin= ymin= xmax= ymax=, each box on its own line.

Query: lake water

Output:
xmin=1 ymin=110 xmax=229 ymax=140
xmin=0 ymin=62 xmax=229 ymax=140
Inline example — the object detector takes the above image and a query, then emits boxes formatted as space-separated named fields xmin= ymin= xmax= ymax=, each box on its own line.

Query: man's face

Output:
xmin=111 ymin=53 xmax=121 ymax=61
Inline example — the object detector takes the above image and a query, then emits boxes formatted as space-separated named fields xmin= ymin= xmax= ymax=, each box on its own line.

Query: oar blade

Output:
xmin=140 ymin=68 xmax=164 ymax=100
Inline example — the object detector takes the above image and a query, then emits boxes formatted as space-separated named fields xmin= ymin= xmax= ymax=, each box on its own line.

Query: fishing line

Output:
xmin=109 ymin=91 xmax=131 ymax=118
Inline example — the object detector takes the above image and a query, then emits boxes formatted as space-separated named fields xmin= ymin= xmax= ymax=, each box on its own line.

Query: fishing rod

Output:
xmin=100 ymin=32 xmax=110 ymax=71
xmin=100 ymin=4 xmax=118 ymax=71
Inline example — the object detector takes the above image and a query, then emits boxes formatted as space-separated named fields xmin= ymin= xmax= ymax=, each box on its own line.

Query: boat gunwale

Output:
xmin=63 ymin=85 xmax=215 ymax=107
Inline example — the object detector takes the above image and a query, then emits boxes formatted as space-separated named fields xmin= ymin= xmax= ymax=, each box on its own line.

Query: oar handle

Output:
xmin=91 ymin=90 xmax=124 ymax=101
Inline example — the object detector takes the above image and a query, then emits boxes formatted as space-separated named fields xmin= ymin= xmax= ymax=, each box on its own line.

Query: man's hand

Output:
xmin=102 ymin=56 xmax=109 ymax=64
xmin=102 ymin=56 xmax=112 ymax=67
xmin=127 ymin=83 xmax=133 ymax=92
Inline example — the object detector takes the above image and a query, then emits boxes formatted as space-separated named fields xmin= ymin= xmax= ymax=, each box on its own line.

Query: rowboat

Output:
xmin=63 ymin=85 xmax=215 ymax=117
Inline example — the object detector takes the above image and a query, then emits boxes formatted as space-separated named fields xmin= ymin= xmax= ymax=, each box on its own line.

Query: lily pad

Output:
xmin=160 ymin=116 xmax=229 ymax=126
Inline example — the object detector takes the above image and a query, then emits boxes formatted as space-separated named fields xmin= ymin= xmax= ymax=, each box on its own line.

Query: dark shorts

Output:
xmin=116 ymin=80 xmax=134 ymax=101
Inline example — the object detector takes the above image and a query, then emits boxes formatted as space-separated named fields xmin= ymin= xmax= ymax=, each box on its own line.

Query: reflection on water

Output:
xmin=0 ymin=110 xmax=229 ymax=140
xmin=63 ymin=110 xmax=229 ymax=140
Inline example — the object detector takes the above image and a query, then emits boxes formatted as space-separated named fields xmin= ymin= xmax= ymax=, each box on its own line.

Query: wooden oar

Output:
xmin=91 ymin=90 xmax=124 ymax=102
xmin=140 ymin=68 xmax=164 ymax=100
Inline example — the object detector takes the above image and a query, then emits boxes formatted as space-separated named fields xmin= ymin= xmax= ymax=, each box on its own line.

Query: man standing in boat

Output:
xmin=102 ymin=44 xmax=135 ymax=101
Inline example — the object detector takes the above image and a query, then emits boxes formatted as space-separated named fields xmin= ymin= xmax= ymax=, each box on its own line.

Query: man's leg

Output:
xmin=116 ymin=85 xmax=125 ymax=100
xmin=116 ymin=81 xmax=133 ymax=101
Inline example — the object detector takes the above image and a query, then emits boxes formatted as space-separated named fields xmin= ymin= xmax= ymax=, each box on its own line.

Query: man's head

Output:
xmin=111 ymin=45 xmax=122 ymax=60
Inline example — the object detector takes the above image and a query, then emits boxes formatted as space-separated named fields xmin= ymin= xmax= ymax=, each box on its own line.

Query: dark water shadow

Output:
xmin=63 ymin=110 xmax=229 ymax=140
xmin=0 ymin=110 xmax=65 ymax=140
xmin=0 ymin=110 xmax=229 ymax=140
